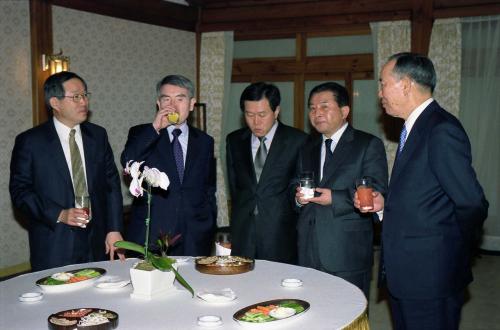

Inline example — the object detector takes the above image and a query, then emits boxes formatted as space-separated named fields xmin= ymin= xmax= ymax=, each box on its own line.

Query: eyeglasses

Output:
xmin=61 ymin=92 xmax=91 ymax=103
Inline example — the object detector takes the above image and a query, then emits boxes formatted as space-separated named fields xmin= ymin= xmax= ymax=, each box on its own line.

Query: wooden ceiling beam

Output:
xmin=411 ymin=0 xmax=434 ymax=55
xmin=434 ymin=3 xmax=500 ymax=18
xmin=50 ymin=0 xmax=198 ymax=31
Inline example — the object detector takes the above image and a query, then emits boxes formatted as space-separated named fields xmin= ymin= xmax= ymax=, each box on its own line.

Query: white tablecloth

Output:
xmin=0 ymin=258 xmax=367 ymax=329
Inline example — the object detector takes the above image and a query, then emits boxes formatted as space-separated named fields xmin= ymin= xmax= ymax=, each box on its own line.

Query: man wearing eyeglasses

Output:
xmin=294 ymin=82 xmax=388 ymax=300
xmin=9 ymin=71 xmax=125 ymax=271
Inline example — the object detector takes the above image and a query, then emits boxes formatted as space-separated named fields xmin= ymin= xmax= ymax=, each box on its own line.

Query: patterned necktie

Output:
xmin=254 ymin=136 xmax=267 ymax=182
xmin=69 ymin=129 xmax=87 ymax=197
xmin=322 ymin=138 xmax=334 ymax=179
xmin=398 ymin=125 xmax=408 ymax=155
xmin=172 ymin=128 xmax=184 ymax=183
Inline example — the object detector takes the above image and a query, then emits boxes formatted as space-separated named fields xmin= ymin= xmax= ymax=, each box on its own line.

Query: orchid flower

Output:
xmin=143 ymin=166 xmax=170 ymax=190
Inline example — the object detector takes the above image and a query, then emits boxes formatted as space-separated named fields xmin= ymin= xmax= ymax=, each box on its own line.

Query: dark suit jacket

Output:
xmin=9 ymin=119 xmax=123 ymax=271
xmin=121 ymin=124 xmax=216 ymax=257
xmin=296 ymin=125 xmax=388 ymax=273
xmin=226 ymin=122 xmax=307 ymax=263
xmin=382 ymin=101 xmax=488 ymax=300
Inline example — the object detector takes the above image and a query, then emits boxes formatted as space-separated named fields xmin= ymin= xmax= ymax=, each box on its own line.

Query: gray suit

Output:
xmin=296 ymin=125 xmax=388 ymax=296
xmin=227 ymin=122 xmax=307 ymax=263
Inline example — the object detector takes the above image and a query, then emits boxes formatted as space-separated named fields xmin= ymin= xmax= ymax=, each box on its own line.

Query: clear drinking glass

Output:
xmin=299 ymin=171 xmax=315 ymax=199
xmin=75 ymin=195 xmax=92 ymax=227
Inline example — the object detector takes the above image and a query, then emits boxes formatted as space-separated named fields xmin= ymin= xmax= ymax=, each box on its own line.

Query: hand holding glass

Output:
xmin=356 ymin=178 xmax=373 ymax=211
xmin=75 ymin=195 xmax=91 ymax=228
xmin=299 ymin=171 xmax=315 ymax=200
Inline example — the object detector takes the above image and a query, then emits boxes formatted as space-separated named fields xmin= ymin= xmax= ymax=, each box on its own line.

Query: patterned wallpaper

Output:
xmin=52 ymin=6 xmax=196 ymax=201
xmin=0 ymin=1 xmax=33 ymax=270
xmin=0 ymin=4 xmax=195 ymax=270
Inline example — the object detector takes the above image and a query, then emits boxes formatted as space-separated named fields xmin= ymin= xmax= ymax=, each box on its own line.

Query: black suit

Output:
xmin=226 ymin=122 xmax=307 ymax=263
xmin=382 ymin=101 xmax=488 ymax=329
xmin=121 ymin=124 xmax=216 ymax=257
xmin=9 ymin=119 xmax=123 ymax=271
xmin=296 ymin=125 xmax=388 ymax=297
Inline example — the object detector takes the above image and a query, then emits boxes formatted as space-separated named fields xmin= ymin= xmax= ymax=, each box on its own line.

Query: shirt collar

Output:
xmin=322 ymin=122 xmax=348 ymax=144
xmin=404 ymin=98 xmax=433 ymax=135
xmin=53 ymin=116 xmax=81 ymax=139
xmin=252 ymin=120 xmax=279 ymax=144
xmin=167 ymin=122 xmax=189 ymax=136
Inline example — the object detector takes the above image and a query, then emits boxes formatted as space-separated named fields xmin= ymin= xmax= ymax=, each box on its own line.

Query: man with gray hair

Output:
xmin=355 ymin=52 xmax=488 ymax=329
xmin=121 ymin=74 xmax=216 ymax=256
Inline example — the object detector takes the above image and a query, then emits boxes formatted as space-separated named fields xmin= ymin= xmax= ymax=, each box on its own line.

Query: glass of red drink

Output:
xmin=75 ymin=195 xmax=92 ymax=227
xmin=355 ymin=177 xmax=374 ymax=211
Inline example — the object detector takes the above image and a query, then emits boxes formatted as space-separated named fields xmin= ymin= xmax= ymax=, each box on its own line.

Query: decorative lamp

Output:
xmin=42 ymin=50 xmax=70 ymax=74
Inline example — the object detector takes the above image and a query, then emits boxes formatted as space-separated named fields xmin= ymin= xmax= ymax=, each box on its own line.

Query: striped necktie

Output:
xmin=69 ymin=129 xmax=87 ymax=197
xmin=254 ymin=136 xmax=267 ymax=182
xmin=398 ymin=125 xmax=408 ymax=155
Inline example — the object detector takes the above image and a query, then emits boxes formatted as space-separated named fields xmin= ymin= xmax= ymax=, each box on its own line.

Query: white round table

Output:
xmin=0 ymin=258 xmax=368 ymax=329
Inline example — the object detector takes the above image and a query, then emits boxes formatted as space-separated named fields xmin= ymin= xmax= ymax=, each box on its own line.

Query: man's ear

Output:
xmin=189 ymin=98 xmax=196 ymax=111
xmin=274 ymin=106 xmax=280 ymax=119
xmin=341 ymin=105 xmax=350 ymax=119
xmin=49 ymin=97 xmax=60 ymax=112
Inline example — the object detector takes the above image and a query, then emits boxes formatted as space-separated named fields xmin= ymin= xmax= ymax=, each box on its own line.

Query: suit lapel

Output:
xmin=258 ymin=123 xmax=286 ymax=184
xmin=390 ymin=103 xmax=434 ymax=185
xmin=184 ymin=126 xmax=200 ymax=183
xmin=46 ymin=121 xmax=73 ymax=191
xmin=320 ymin=125 xmax=354 ymax=185
xmin=237 ymin=129 xmax=256 ymax=184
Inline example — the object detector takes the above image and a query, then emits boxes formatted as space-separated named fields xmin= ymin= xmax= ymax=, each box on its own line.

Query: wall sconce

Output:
xmin=42 ymin=49 xmax=70 ymax=74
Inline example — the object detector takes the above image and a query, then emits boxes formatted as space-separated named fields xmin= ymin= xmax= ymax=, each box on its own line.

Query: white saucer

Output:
xmin=19 ymin=292 xmax=43 ymax=302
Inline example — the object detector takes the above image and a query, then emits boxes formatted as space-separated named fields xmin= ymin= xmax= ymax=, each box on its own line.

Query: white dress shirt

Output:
xmin=320 ymin=122 xmax=348 ymax=180
xmin=251 ymin=120 xmax=279 ymax=162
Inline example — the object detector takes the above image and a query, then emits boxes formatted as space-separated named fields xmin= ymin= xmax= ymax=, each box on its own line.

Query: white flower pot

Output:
xmin=129 ymin=264 xmax=176 ymax=299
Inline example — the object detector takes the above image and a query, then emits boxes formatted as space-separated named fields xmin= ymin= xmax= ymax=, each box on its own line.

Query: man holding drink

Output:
xmin=294 ymin=82 xmax=388 ymax=299
xmin=121 ymin=75 xmax=216 ymax=257
xmin=10 ymin=71 xmax=125 ymax=271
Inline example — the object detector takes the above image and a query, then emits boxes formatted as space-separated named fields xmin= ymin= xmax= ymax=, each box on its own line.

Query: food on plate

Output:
xmin=48 ymin=308 xmax=118 ymax=330
xmin=238 ymin=301 xmax=305 ymax=323
xmin=195 ymin=256 xmax=255 ymax=275
xmin=41 ymin=269 xmax=102 ymax=285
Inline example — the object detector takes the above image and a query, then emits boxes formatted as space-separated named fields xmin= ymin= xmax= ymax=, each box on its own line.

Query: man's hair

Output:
xmin=388 ymin=52 xmax=436 ymax=93
xmin=239 ymin=82 xmax=281 ymax=112
xmin=308 ymin=82 xmax=349 ymax=108
xmin=156 ymin=75 xmax=195 ymax=99
xmin=44 ymin=71 xmax=87 ymax=110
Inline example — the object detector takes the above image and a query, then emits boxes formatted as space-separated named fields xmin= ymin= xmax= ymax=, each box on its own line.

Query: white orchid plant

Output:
xmin=114 ymin=160 xmax=193 ymax=296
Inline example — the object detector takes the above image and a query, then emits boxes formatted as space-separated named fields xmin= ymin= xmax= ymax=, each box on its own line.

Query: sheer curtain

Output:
xmin=200 ymin=31 xmax=234 ymax=227
xmin=460 ymin=16 xmax=500 ymax=251
xmin=370 ymin=21 xmax=411 ymax=172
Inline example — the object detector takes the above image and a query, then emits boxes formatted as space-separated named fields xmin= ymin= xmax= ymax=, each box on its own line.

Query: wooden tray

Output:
xmin=48 ymin=308 xmax=118 ymax=330
xmin=195 ymin=256 xmax=254 ymax=275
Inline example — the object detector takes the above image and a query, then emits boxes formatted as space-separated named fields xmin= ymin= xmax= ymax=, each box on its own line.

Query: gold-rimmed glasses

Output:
xmin=62 ymin=92 xmax=91 ymax=103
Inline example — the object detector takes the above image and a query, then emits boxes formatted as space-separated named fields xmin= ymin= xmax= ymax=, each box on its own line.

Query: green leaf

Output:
xmin=114 ymin=241 xmax=145 ymax=255
xmin=149 ymin=255 xmax=175 ymax=271
xmin=171 ymin=266 xmax=194 ymax=297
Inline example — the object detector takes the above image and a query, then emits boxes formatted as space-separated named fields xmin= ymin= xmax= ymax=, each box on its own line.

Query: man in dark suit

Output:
xmin=226 ymin=82 xmax=307 ymax=263
xmin=295 ymin=82 xmax=388 ymax=299
xmin=121 ymin=75 xmax=216 ymax=257
xmin=356 ymin=52 xmax=488 ymax=329
xmin=10 ymin=71 xmax=124 ymax=271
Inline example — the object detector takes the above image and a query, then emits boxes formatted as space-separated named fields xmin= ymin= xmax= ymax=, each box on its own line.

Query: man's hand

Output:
xmin=307 ymin=187 xmax=332 ymax=206
xmin=105 ymin=231 xmax=126 ymax=261
xmin=152 ymin=105 xmax=176 ymax=132
xmin=354 ymin=190 xmax=384 ymax=212
xmin=295 ymin=186 xmax=311 ymax=205
xmin=58 ymin=209 xmax=89 ymax=227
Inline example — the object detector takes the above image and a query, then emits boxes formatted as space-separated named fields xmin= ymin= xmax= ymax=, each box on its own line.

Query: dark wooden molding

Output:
xmin=30 ymin=0 xmax=53 ymax=126
xmin=50 ymin=0 xmax=198 ymax=32
xmin=411 ymin=0 xmax=434 ymax=55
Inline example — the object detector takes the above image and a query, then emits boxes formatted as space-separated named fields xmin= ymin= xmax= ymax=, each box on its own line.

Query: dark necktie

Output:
xmin=254 ymin=136 xmax=267 ymax=182
xmin=172 ymin=128 xmax=184 ymax=183
xmin=398 ymin=125 xmax=408 ymax=156
xmin=69 ymin=129 xmax=87 ymax=197
xmin=322 ymin=138 xmax=334 ymax=179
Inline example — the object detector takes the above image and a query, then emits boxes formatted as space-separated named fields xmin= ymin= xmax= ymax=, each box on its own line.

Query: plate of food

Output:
xmin=233 ymin=299 xmax=309 ymax=326
xmin=36 ymin=268 xmax=106 ymax=293
xmin=48 ymin=308 xmax=118 ymax=330
xmin=195 ymin=256 xmax=254 ymax=275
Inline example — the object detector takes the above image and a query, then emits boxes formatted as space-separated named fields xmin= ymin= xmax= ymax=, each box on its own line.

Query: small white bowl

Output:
xmin=18 ymin=292 xmax=43 ymax=303
xmin=281 ymin=278 xmax=303 ymax=288
xmin=197 ymin=315 xmax=222 ymax=327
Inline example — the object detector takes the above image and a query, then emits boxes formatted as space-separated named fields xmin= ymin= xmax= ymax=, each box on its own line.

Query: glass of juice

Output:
xmin=75 ymin=195 xmax=92 ymax=227
xmin=355 ymin=177 xmax=374 ymax=211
